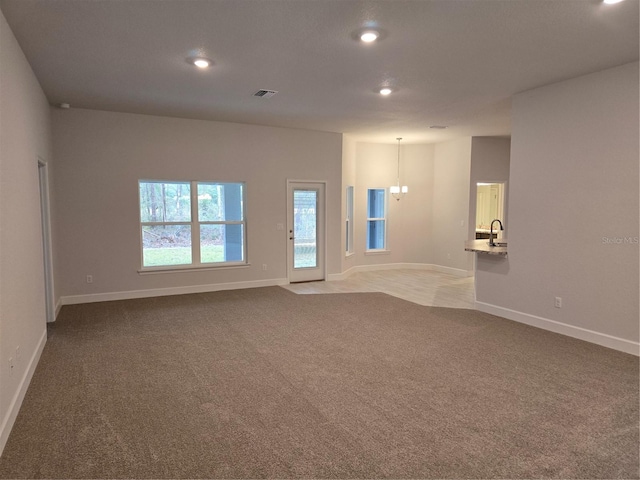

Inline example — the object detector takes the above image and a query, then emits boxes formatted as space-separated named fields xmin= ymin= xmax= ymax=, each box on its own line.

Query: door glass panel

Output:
xmin=293 ymin=189 xmax=317 ymax=269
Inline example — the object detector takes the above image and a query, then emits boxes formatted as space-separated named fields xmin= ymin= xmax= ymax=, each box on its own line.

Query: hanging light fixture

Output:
xmin=390 ymin=137 xmax=408 ymax=201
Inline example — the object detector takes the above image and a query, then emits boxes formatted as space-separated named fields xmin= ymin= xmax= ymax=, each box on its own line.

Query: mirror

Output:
xmin=475 ymin=182 xmax=505 ymax=239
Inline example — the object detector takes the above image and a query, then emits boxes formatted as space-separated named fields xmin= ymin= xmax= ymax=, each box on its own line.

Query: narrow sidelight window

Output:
xmin=346 ymin=186 xmax=354 ymax=254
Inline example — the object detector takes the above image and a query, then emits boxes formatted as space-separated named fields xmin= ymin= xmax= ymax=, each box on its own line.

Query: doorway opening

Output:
xmin=38 ymin=159 xmax=55 ymax=323
xmin=475 ymin=182 xmax=506 ymax=239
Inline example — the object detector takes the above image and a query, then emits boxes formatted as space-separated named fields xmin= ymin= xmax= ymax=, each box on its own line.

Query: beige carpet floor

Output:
xmin=0 ymin=287 xmax=637 ymax=479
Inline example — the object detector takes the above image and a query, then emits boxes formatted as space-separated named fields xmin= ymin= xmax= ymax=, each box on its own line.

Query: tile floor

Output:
xmin=282 ymin=268 xmax=475 ymax=309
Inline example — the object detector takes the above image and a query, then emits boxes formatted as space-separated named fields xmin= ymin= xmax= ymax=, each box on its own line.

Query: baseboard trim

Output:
xmin=59 ymin=278 xmax=289 ymax=306
xmin=54 ymin=299 xmax=62 ymax=321
xmin=328 ymin=263 xmax=472 ymax=281
xmin=476 ymin=301 xmax=640 ymax=356
xmin=0 ymin=328 xmax=47 ymax=457
xmin=430 ymin=264 xmax=473 ymax=277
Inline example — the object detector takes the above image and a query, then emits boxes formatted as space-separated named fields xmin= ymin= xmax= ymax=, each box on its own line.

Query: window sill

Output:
xmin=138 ymin=263 xmax=251 ymax=275
xmin=345 ymin=252 xmax=355 ymax=258
xmin=365 ymin=250 xmax=391 ymax=256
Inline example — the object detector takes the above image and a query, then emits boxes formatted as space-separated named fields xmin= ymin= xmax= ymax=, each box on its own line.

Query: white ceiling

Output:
xmin=1 ymin=0 xmax=638 ymax=144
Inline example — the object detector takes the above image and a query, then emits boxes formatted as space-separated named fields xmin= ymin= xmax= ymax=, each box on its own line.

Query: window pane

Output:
xmin=198 ymin=183 xmax=243 ymax=222
xmin=139 ymin=182 xmax=191 ymax=223
xmin=142 ymin=225 xmax=192 ymax=266
xmin=367 ymin=220 xmax=385 ymax=250
xmin=346 ymin=186 xmax=354 ymax=253
xmin=201 ymin=224 xmax=244 ymax=263
xmin=346 ymin=220 xmax=350 ymax=252
xmin=368 ymin=188 xmax=385 ymax=218
xmin=293 ymin=190 xmax=317 ymax=268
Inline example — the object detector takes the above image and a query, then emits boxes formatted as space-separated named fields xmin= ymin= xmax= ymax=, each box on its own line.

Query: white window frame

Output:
xmin=345 ymin=185 xmax=354 ymax=256
xmin=138 ymin=180 xmax=247 ymax=272
xmin=366 ymin=188 xmax=387 ymax=252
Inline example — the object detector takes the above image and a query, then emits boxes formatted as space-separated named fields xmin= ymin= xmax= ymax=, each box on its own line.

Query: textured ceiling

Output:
xmin=1 ymin=0 xmax=638 ymax=143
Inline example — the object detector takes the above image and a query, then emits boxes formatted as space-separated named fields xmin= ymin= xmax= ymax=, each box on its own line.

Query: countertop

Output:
xmin=465 ymin=239 xmax=508 ymax=256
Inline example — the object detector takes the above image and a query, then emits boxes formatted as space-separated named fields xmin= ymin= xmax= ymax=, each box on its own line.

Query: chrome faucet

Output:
xmin=489 ymin=219 xmax=504 ymax=246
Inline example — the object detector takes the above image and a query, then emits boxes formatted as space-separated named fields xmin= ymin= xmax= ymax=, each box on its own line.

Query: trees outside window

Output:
xmin=139 ymin=181 xmax=245 ymax=268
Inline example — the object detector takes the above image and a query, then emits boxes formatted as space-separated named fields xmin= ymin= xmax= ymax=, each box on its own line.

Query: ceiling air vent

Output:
xmin=253 ymin=89 xmax=278 ymax=98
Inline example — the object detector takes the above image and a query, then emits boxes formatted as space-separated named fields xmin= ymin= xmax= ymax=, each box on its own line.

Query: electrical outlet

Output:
xmin=555 ymin=296 xmax=562 ymax=308
xmin=447 ymin=253 xmax=451 ymax=259
xmin=262 ymin=264 xmax=267 ymax=271
xmin=276 ymin=223 xmax=284 ymax=231
xmin=86 ymin=275 xmax=93 ymax=284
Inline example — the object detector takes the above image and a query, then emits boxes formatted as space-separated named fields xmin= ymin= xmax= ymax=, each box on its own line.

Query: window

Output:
xmin=345 ymin=186 xmax=354 ymax=255
xmin=366 ymin=188 xmax=386 ymax=250
xmin=139 ymin=180 xmax=246 ymax=269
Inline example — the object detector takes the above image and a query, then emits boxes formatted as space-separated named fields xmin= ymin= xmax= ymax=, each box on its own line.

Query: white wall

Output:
xmin=0 ymin=10 xmax=51 ymax=454
xmin=52 ymin=108 xmax=342 ymax=301
xmin=469 ymin=137 xmax=511 ymax=239
xmin=476 ymin=62 xmax=639 ymax=352
xmin=354 ymin=143 xmax=403 ymax=266
xmin=432 ymin=138 xmax=474 ymax=274
xmin=347 ymin=139 xmax=473 ymax=276
xmin=399 ymin=144 xmax=435 ymax=265
xmin=352 ymin=142 xmax=434 ymax=269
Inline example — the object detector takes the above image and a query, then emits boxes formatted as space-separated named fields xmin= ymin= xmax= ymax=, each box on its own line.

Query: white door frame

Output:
xmin=38 ymin=158 xmax=55 ymax=323
xmin=286 ymin=180 xmax=327 ymax=283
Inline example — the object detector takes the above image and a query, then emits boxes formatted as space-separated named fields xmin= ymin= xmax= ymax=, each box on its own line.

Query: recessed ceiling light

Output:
xmin=360 ymin=30 xmax=379 ymax=43
xmin=603 ymin=0 xmax=624 ymax=4
xmin=379 ymin=87 xmax=394 ymax=96
xmin=352 ymin=27 xmax=387 ymax=43
xmin=193 ymin=59 xmax=210 ymax=68
xmin=187 ymin=57 xmax=213 ymax=69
